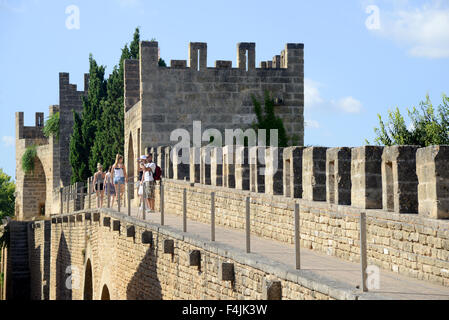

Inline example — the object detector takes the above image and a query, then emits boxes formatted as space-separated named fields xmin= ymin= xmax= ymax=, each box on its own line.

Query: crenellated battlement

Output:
xmin=150 ymin=144 xmax=449 ymax=220
xmin=15 ymin=111 xmax=46 ymax=141
xmin=124 ymin=40 xmax=305 ymax=155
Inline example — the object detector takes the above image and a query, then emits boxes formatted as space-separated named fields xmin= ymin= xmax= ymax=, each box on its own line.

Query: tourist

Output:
xmin=142 ymin=153 xmax=156 ymax=213
xmin=112 ymin=154 xmax=128 ymax=207
xmin=105 ymin=166 xmax=115 ymax=206
xmin=92 ymin=163 xmax=106 ymax=208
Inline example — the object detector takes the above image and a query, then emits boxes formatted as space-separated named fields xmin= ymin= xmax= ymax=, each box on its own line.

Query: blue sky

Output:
xmin=1 ymin=0 xmax=448 ymax=179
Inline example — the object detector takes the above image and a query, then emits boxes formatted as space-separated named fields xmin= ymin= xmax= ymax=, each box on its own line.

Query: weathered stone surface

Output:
xmin=351 ymin=146 xmax=384 ymax=209
xmin=303 ymin=147 xmax=328 ymax=201
xmin=235 ymin=146 xmax=250 ymax=191
xmin=265 ymin=147 xmax=284 ymax=195
xmin=189 ymin=147 xmax=201 ymax=184
xmin=382 ymin=146 xmax=419 ymax=213
xmin=283 ymin=147 xmax=304 ymax=198
xmin=326 ymin=147 xmax=351 ymax=205
xmin=417 ymin=146 xmax=449 ymax=219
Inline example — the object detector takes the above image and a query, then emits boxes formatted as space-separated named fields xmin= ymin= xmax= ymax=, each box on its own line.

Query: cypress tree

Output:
xmin=69 ymin=111 xmax=89 ymax=183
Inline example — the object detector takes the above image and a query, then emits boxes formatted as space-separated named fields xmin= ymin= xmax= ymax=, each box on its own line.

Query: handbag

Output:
xmin=138 ymin=184 xmax=143 ymax=196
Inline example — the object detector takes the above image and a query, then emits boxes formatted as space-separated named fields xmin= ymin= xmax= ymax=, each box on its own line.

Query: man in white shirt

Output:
xmin=142 ymin=153 xmax=156 ymax=212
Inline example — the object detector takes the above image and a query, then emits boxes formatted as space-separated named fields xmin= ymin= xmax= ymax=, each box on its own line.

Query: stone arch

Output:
xmin=22 ymin=156 xmax=47 ymax=220
xmin=101 ymin=285 xmax=110 ymax=300
xmin=127 ymin=132 xmax=135 ymax=200
xmin=83 ymin=259 xmax=93 ymax=300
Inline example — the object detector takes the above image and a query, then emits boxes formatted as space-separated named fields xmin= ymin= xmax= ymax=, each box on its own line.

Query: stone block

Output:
xmin=326 ymin=147 xmax=352 ymax=205
xmin=235 ymin=146 xmax=250 ymax=191
xmin=303 ymin=147 xmax=328 ymax=201
xmin=265 ymin=147 xmax=284 ymax=195
xmin=250 ymin=146 xmax=265 ymax=193
xmin=210 ymin=147 xmax=223 ymax=186
xmin=189 ymin=147 xmax=201 ymax=184
xmin=417 ymin=145 xmax=449 ymax=219
xmin=351 ymin=146 xmax=384 ymax=209
xmin=382 ymin=146 xmax=419 ymax=213
xmin=201 ymin=147 xmax=212 ymax=185
xmin=283 ymin=147 xmax=304 ymax=198
xmin=223 ymin=145 xmax=235 ymax=188
xmin=172 ymin=147 xmax=189 ymax=181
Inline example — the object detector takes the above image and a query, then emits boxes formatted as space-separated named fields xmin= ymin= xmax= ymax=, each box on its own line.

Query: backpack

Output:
xmin=153 ymin=165 xmax=162 ymax=181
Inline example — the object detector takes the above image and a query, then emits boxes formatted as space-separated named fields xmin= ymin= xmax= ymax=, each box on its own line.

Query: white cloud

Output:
xmin=116 ymin=0 xmax=142 ymax=7
xmin=304 ymin=78 xmax=324 ymax=108
xmin=305 ymin=120 xmax=320 ymax=129
xmin=2 ymin=136 xmax=14 ymax=148
xmin=369 ymin=1 xmax=449 ymax=58
xmin=332 ymin=97 xmax=363 ymax=114
xmin=305 ymin=78 xmax=363 ymax=114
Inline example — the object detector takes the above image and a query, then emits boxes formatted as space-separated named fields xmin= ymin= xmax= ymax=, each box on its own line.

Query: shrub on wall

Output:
xmin=21 ymin=145 xmax=37 ymax=174
xmin=43 ymin=112 xmax=60 ymax=141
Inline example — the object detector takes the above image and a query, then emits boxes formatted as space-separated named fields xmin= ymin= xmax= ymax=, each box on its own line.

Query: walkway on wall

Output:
xmin=113 ymin=206 xmax=449 ymax=300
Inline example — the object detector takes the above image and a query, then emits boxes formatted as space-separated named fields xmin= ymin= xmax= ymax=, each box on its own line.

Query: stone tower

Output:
xmin=14 ymin=73 xmax=88 ymax=220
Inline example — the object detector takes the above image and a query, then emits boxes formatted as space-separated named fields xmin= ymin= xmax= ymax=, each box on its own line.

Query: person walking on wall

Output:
xmin=92 ymin=163 xmax=106 ymax=208
xmin=112 ymin=154 xmax=128 ymax=208
xmin=105 ymin=166 xmax=116 ymax=206
xmin=142 ymin=153 xmax=156 ymax=213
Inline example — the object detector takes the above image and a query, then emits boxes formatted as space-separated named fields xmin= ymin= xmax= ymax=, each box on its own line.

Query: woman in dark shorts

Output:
xmin=105 ymin=166 xmax=116 ymax=205
xmin=93 ymin=163 xmax=106 ymax=208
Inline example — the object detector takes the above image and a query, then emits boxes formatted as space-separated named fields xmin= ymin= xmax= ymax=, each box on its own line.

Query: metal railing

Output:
xmin=57 ymin=176 xmax=371 ymax=293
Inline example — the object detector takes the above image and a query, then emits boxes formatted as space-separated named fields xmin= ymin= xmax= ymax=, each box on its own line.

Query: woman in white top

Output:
xmin=112 ymin=154 xmax=128 ymax=207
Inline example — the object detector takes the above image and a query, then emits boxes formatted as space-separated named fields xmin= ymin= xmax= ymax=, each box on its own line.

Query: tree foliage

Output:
xmin=367 ymin=94 xmax=449 ymax=147
xmin=251 ymin=91 xmax=289 ymax=147
xmin=21 ymin=145 xmax=37 ymax=174
xmin=0 ymin=169 xmax=15 ymax=220
xmin=70 ymin=28 xmax=147 ymax=182
xmin=42 ymin=112 xmax=60 ymax=140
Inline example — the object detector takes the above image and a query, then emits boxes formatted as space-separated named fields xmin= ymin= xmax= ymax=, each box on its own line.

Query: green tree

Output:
xmin=42 ymin=112 xmax=60 ymax=140
xmin=70 ymin=111 xmax=89 ymax=183
xmin=367 ymin=94 xmax=449 ymax=147
xmin=90 ymin=28 xmax=141 ymax=172
xmin=251 ymin=91 xmax=289 ymax=147
xmin=0 ymin=169 xmax=15 ymax=220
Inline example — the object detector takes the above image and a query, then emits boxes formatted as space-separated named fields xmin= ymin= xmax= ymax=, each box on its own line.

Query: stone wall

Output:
xmin=15 ymin=73 xmax=87 ymax=221
xmin=26 ymin=210 xmax=381 ymax=300
xmin=123 ymin=41 xmax=305 ymax=191
xmin=159 ymin=179 xmax=449 ymax=287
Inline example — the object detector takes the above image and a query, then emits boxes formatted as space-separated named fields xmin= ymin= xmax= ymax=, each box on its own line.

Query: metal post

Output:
xmin=66 ymin=186 xmax=69 ymax=214
xmin=127 ymin=182 xmax=131 ymax=217
xmin=96 ymin=178 xmax=100 ymax=208
xmin=246 ymin=196 xmax=250 ymax=253
xmin=183 ymin=188 xmax=187 ymax=233
xmin=160 ymin=182 xmax=165 ymax=226
xmin=118 ymin=184 xmax=121 ymax=213
xmin=142 ymin=182 xmax=146 ymax=220
xmin=360 ymin=211 xmax=368 ymax=292
xmin=107 ymin=183 xmax=111 ymax=209
xmin=59 ymin=188 xmax=63 ymax=215
xmin=88 ymin=178 xmax=91 ymax=209
xmin=295 ymin=203 xmax=301 ymax=270
xmin=211 ymin=192 xmax=215 ymax=241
